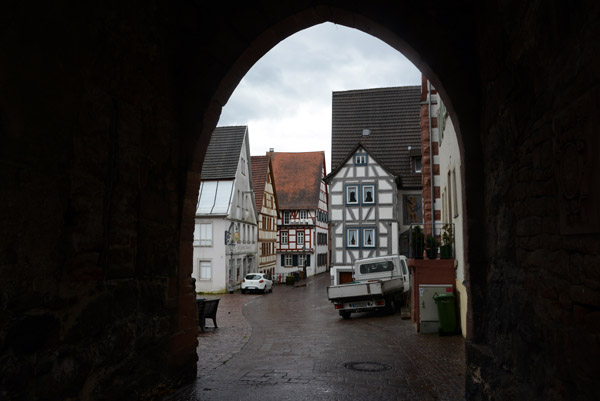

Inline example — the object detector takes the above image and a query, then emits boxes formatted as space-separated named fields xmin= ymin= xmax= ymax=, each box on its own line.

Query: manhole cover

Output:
xmin=343 ymin=362 xmax=392 ymax=372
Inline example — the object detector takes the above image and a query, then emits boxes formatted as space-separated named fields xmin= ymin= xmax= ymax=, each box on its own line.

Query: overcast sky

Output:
xmin=218 ymin=22 xmax=422 ymax=172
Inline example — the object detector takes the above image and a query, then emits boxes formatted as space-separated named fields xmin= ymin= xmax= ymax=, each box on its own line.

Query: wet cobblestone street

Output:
xmin=165 ymin=273 xmax=465 ymax=400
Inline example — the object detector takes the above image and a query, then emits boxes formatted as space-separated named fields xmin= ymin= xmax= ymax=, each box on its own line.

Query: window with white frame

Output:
xmin=354 ymin=153 xmax=368 ymax=165
xmin=362 ymin=228 xmax=376 ymax=248
xmin=281 ymin=231 xmax=288 ymax=245
xmin=298 ymin=254 xmax=306 ymax=267
xmin=297 ymin=231 xmax=304 ymax=246
xmin=447 ymin=170 xmax=453 ymax=221
xmin=346 ymin=185 xmax=359 ymax=205
xmin=345 ymin=227 xmax=377 ymax=248
xmin=195 ymin=223 xmax=212 ymax=246
xmin=412 ymin=156 xmax=422 ymax=173
xmin=285 ymin=254 xmax=293 ymax=266
xmin=299 ymin=210 xmax=308 ymax=220
xmin=283 ymin=211 xmax=290 ymax=224
xmin=346 ymin=228 xmax=360 ymax=248
xmin=198 ymin=260 xmax=212 ymax=280
xmin=362 ymin=185 xmax=376 ymax=204
xmin=452 ymin=169 xmax=459 ymax=218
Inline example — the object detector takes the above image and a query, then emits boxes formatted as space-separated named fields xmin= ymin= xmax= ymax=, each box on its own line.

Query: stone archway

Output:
xmin=1 ymin=2 xmax=598 ymax=400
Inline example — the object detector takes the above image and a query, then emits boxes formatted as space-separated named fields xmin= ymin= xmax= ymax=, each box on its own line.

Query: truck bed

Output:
xmin=327 ymin=277 xmax=404 ymax=301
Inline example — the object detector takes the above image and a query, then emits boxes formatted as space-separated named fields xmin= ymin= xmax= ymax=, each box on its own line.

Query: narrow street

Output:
xmin=166 ymin=273 xmax=465 ymax=400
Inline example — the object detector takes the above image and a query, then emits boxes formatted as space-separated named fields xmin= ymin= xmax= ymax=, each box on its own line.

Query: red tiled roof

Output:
xmin=269 ymin=151 xmax=325 ymax=210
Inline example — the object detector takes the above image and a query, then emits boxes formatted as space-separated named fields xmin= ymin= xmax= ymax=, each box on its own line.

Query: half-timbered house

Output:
xmin=193 ymin=126 xmax=258 ymax=293
xmin=251 ymin=155 xmax=279 ymax=279
xmin=327 ymin=86 xmax=422 ymax=270
xmin=269 ymin=151 xmax=329 ymax=279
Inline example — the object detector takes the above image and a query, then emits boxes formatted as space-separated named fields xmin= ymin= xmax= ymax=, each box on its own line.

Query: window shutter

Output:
xmin=293 ymin=255 xmax=298 ymax=266
xmin=281 ymin=254 xmax=285 ymax=266
xmin=306 ymin=254 xmax=311 ymax=266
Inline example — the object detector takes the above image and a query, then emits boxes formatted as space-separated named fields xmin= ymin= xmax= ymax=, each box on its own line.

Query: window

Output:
xmin=299 ymin=210 xmax=308 ymax=220
xmin=198 ymin=260 xmax=211 ymax=280
xmin=362 ymin=185 xmax=375 ymax=204
xmin=285 ymin=254 xmax=293 ymax=267
xmin=452 ymin=169 xmax=459 ymax=218
xmin=241 ymin=157 xmax=246 ymax=175
xmin=346 ymin=184 xmax=376 ymax=205
xmin=362 ymin=228 xmax=376 ymax=248
xmin=195 ymin=223 xmax=212 ymax=246
xmin=447 ymin=170 xmax=452 ymax=221
xmin=346 ymin=185 xmax=359 ymax=205
xmin=283 ymin=211 xmax=290 ymax=224
xmin=346 ymin=228 xmax=360 ymax=248
xmin=298 ymin=254 xmax=306 ymax=267
xmin=412 ymin=156 xmax=422 ymax=173
xmin=354 ymin=153 xmax=368 ymax=165
xmin=345 ymin=228 xmax=376 ymax=249
xmin=281 ymin=231 xmax=288 ymax=245
xmin=297 ymin=231 xmax=304 ymax=246
xmin=359 ymin=260 xmax=393 ymax=275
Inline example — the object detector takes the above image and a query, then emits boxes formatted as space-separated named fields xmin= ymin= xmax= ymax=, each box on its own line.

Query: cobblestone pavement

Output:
xmin=165 ymin=273 xmax=465 ymax=401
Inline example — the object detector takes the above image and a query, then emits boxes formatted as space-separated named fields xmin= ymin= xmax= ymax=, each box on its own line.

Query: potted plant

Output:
xmin=440 ymin=224 xmax=454 ymax=259
xmin=410 ymin=226 xmax=424 ymax=259
xmin=425 ymin=234 xmax=439 ymax=259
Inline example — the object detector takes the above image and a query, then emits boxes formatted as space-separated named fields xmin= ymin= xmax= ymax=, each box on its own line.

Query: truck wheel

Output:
xmin=340 ymin=311 xmax=351 ymax=319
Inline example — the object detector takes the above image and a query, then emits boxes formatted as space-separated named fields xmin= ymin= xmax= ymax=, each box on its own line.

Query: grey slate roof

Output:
xmin=331 ymin=86 xmax=422 ymax=188
xmin=201 ymin=126 xmax=247 ymax=180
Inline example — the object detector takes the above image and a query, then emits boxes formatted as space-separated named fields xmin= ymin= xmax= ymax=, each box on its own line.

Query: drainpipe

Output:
xmin=428 ymin=80 xmax=435 ymax=235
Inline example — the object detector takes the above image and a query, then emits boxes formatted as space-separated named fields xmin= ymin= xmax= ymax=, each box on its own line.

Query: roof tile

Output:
xmin=331 ymin=86 xmax=422 ymax=187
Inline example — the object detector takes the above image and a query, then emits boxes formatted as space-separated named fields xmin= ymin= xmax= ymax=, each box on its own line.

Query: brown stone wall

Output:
xmin=0 ymin=3 xmax=199 ymax=399
xmin=1 ymin=1 xmax=599 ymax=400
xmin=466 ymin=2 xmax=600 ymax=400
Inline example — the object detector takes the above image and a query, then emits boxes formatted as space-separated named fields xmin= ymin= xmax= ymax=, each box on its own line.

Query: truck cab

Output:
xmin=353 ymin=255 xmax=410 ymax=293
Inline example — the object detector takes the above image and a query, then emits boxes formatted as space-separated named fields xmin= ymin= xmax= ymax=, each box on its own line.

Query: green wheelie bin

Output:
xmin=434 ymin=292 xmax=457 ymax=335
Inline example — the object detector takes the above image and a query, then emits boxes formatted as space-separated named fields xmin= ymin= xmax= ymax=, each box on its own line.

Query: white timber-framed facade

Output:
xmin=251 ymin=155 xmax=279 ymax=279
xmin=193 ymin=126 xmax=258 ymax=294
xmin=326 ymin=144 xmax=399 ymax=269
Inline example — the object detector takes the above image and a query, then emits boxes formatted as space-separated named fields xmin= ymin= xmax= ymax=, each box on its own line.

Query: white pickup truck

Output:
xmin=327 ymin=255 xmax=410 ymax=319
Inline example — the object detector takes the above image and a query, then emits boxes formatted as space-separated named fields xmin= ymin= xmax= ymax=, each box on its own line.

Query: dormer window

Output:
xmin=354 ymin=153 xmax=368 ymax=165
xmin=412 ymin=156 xmax=422 ymax=173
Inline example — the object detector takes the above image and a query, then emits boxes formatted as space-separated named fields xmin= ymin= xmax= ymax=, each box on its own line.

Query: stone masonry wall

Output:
xmin=0 ymin=3 xmax=199 ymax=399
xmin=466 ymin=2 xmax=600 ymax=400
xmin=1 ymin=1 xmax=599 ymax=400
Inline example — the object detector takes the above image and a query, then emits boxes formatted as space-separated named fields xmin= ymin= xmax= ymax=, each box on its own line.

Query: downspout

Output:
xmin=428 ymin=80 xmax=435 ymax=234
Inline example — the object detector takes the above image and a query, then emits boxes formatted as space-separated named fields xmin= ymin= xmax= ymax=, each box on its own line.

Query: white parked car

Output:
xmin=241 ymin=273 xmax=273 ymax=294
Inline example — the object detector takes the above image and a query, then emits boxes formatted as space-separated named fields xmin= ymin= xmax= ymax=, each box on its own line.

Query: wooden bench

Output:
xmin=196 ymin=298 xmax=220 ymax=333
